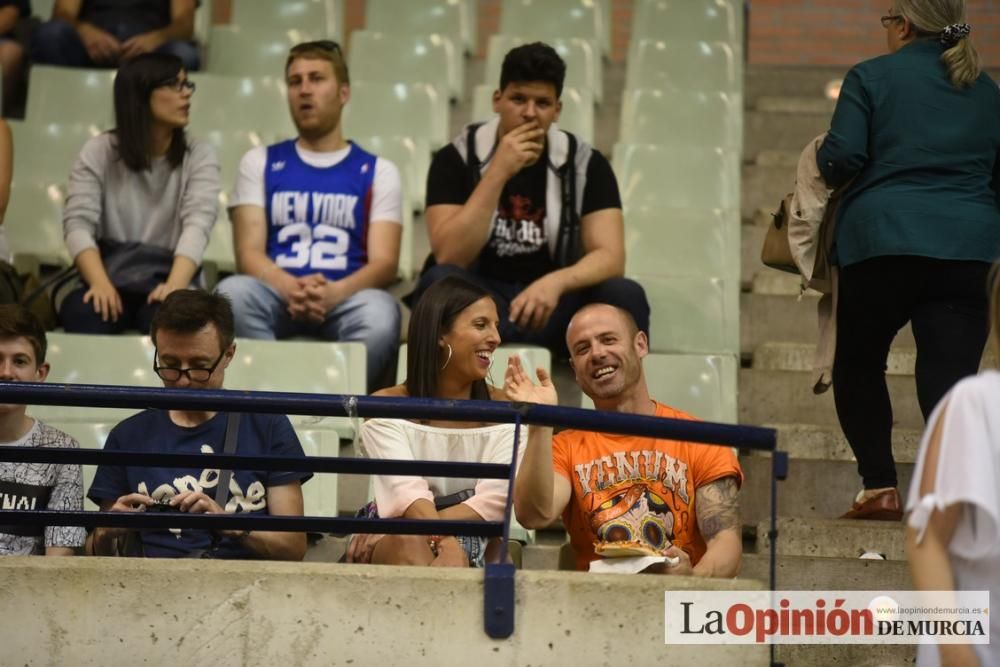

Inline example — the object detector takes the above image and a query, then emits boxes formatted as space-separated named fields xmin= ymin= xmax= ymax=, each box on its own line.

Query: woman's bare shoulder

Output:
xmin=488 ymin=384 xmax=509 ymax=401
xmin=372 ymin=384 xmax=409 ymax=398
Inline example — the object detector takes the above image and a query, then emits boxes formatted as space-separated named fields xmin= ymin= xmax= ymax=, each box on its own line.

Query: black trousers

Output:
xmin=833 ymin=256 xmax=991 ymax=489
xmin=410 ymin=263 xmax=651 ymax=356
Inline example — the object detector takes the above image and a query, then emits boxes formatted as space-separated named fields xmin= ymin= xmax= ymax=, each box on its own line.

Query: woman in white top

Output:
xmin=906 ymin=265 xmax=1000 ymax=667
xmin=346 ymin=275 xmax=524 ymax=567
xmin=59 ymin=52 xmax=219 ymax=334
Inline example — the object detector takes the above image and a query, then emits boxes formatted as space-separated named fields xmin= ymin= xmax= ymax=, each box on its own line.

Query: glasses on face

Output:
xmin=880 ymin=12 xmax=904 ymax=28
xmin=290 ymin=40 xmax=342 ymax=55
xmin=158 ymin=77 xmax=196 ymax=93
xmin=153 ymin=348 xmax=225 ymax=382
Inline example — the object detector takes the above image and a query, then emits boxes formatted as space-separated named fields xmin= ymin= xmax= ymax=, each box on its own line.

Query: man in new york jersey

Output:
xmin=507 ymin=304 xmax=743 ymax=576
xmin=216 ymin=41 xmax=402 ymax=390
xmin=412 ymin=42 xmax=648 ymax=355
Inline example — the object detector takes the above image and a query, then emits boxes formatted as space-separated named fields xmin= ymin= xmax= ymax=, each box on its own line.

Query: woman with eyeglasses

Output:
xmin=817 ymin=0 xmax=1000 ymax=522
xmin=60 ymin=51 xmax=219 ymax=335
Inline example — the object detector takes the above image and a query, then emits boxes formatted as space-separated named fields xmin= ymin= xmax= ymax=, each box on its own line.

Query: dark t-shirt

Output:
xmin=88 ymin=410 xmax=311 ymax=559
xmin=426 ymin=136 xmax=621 ymax=283
xmin=80 ymin=0 xmax=171 ymax=32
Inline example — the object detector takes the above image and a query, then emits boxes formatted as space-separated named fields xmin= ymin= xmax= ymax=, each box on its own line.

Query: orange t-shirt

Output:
xmin=552 ymin=402 xmax=743 ymax=571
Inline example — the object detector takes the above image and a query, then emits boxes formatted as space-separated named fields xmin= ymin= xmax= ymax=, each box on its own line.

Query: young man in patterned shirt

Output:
xmin=0 ymin=304 xmax=86 ymax=555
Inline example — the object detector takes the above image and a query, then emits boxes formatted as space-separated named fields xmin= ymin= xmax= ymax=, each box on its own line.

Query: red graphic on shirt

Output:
xmin=492 ymin=194 xmax=546 ymax=258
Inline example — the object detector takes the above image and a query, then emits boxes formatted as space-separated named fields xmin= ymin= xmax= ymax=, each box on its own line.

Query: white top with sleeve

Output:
xmin=228 ymin=142 xmax=402 ymax=225
xmin=62 ymin=133 xmax=220 ymax=264
xmin=906 ymin=370 xmax=1000 ymax=667
xmin=360 ymin=418 xmax=526 ymax=522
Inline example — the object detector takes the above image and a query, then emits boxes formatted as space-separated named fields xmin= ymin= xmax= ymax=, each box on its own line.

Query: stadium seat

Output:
xmin=39 ymin=334 xmax=158 ymax=423
xmin=350 ymin=134 xmax=431 ymax=213
xmin=47 ymin=419 xmax=341 ymax=516
xmin=205 ymin=25 xmax=323 ymax=78
xmin=625 ymin=39 xmax=738 ymax=94
xmin=484 ymin=34 xmax=601 ymax=105
xmin=613 ymin=143 xmax=739 ymax=212
xmin=470 ymin=84 xmax=594 ymax=144
xmin=201 ymin=217 xmax=235 ymax=286
xmin=580 ymin=352 xmax=739 ymax=424
xmin=224 ymin=339 xmax=367 ymax=441
xmin=7 ymin=121 xmax=101 ymax=188
xmin=229 ymin=0 xmax=342 ymax=41
xmin=32 ymin=0 xmax=53 ymax=19
xmin=365 ymin=0 xmax=465 ymax=53
xmin=187 ymin=73 xmax=296 ymax=137
xmin=342 ymin=81 xmax=449 ymax=149
xmin=395 ymin=343 xmax=552 ymax=385
xmin=623 ymin=205 xmax=739 ymax=282
xmin=5 ymin=182 xmax=71 ymax=272
xmin=499 ymin=0 xmax=605 ymax=57
xmin=631 ymin=0 xmax=739 ymax=45
xmin=26 ymin=66 xmax=115 ymax=127
xmin=348 ymin=30 xmax=462 ymax=102
xmin=618 ymin=89 xmax=741 ymax=150
xmin=633 ymin=274 xmax=739 ymax=355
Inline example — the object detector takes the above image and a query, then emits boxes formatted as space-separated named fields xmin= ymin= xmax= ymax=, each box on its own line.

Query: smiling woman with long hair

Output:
xmin=59 ymin=52 xmax=219 ymax=334
xmin=345 ymin=275 xmax=525 ymax=568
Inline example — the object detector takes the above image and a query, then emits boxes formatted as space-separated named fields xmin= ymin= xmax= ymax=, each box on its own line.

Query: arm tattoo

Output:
xmin=695 ymin=476 xmax=740 ymax=541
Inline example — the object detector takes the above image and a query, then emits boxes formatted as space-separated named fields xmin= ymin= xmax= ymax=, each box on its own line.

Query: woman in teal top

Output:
xmin=817 ymin=0 xmax=1000 ymax=522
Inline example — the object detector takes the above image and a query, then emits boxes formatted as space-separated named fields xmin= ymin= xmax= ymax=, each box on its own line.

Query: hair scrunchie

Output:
xmin=939 ymin=23 xmax=971 ymax=48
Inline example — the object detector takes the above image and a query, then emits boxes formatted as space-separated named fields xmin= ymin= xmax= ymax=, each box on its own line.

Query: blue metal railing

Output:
xmin=0 ymin=381 xmax=784 ymax=640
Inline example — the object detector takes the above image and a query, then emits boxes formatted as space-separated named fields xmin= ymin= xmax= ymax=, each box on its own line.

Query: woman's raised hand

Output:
xmin=504 ymin=355 xmax=558 ymax=406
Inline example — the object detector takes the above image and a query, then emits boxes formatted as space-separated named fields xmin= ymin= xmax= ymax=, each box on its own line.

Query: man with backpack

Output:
xmin=411 ymin=42 xmax=648 ymax=354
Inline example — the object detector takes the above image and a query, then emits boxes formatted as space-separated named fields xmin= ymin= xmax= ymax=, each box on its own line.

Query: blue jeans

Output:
xmin=32 ymin=19 xmax=201 ymax=71
xmin=215 ymin=275 xmax=400 ymax=390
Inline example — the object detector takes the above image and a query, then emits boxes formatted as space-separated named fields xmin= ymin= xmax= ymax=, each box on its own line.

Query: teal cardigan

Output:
xmin=817 ymin=39 xmax=1000 ymax=267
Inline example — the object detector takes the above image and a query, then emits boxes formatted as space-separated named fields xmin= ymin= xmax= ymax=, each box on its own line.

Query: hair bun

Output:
xmin=940 ymin=23 xmax=971 ymax=48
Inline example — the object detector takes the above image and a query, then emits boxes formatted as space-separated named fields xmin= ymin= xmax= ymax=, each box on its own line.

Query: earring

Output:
xmin=441 ymin=343 xmax=453 ymax=371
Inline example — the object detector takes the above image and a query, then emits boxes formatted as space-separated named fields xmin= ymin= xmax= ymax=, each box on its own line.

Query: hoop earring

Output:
xmin=440 ymin=343 xmax=453 ymax=371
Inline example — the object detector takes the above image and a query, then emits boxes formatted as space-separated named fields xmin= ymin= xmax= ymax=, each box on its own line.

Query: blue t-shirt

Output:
xmin=88 ymin=410 xmax=311 ymax=558
xmin=265 ymin=140 xmax=378 ymax=281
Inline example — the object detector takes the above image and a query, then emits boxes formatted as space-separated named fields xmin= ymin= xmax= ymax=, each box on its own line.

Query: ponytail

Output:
xmin=940 ymin=37 xmax=981 ymax=88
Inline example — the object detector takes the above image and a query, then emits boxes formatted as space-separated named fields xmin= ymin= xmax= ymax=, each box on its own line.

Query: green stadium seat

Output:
xmin=8 ymin=121 xmax=100 ymax=188
xmin=580 ymin=353 xmax=738 ymax=424
xmin=499 ymin=0 xmax=605 ymax=56
xmin=342 ymin=81 xmax=450 ymax=148
xmin=187 ymin=73 xmax=296 ymax=137
xmin=631 ymin=0 xmax=739 ymax=45
xmin=633 ymin=274 xmax=739 ymax=355
xmin=470 ymin=84 xmax=594 ymax=144
xmin=395 ymin=343 xmax=551 ymax=385
xmin=194 ymin=0 xmax=213 ymax=47
xmin=5 ymin=182 xmax=71 ymax=272
xmin=201 ymin=217 xmax=235 ymax=287
xmin=625 ymin=39 xmax=738 ymax=93
xmin=623 ymin=205 xmax=739 ymax=282
xmin=47 ymin=419 xmax=341 ymax=516
xmin=224 ymin=338 xmax=367 ymax=441
xmin=618 ymin=89 xmax=741 ymax=150
xmin=350 ymin=134 xmax=431 ymax=213
xmin=229 ymin=0 xmax=342 ymax=41
xmin=26 ymin=66 xmax=115 ymax=127
xmin=205 ymin=25 xmax=323 ymax=78
xmin=484 ymin=34 xmax=601 ymax=105
xmin=613 ymin=143 xmax=739 ymax=212
xmin=39 ymin=334 xmax=158 ymax=423
xmin=32 ymin=0 xmax=53 ymax=19
xmin=348 ymin=30 xmax=462 ymax=101
xmin=365 ymin=0 xmax=464 ymax=52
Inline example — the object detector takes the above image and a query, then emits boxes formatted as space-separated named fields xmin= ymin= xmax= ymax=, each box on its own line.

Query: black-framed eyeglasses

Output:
xmin=880 ymin=13 xmax=904 ymax=28
xmin=158 ymin=77 xmax=196 ymax=93
xmin=153 ymin=349 xmax=225 ymax=382
xmin=290 ymin=40 xmax=342 ymax=54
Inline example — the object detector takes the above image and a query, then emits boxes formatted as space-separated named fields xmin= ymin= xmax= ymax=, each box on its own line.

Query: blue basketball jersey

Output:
xmin=264 ymin=140 xmax=377 ymax=280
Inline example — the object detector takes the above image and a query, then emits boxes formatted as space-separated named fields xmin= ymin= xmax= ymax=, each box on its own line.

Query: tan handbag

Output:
xmin=760 ymin=193 xmax=798 ymax=274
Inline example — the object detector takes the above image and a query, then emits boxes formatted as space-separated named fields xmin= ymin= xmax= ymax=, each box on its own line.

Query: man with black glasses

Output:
xmin=216 ymin=40 xmax=403 ymax=391
xmin=86 ymin=290 xmax=311 ymax=559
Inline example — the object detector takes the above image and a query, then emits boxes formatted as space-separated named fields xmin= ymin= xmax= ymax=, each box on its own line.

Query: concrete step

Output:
xmin=740 ymin=290 xmax=917 ymax=356
xmin=768 ymin=423 xmax=921 ymax=463
xmin=752 ymin=342 xmax=916 ymax=375
xmin=757 ymin=95 xmax=838 ymax=114
xmin=744 ymin=110 xmax=832 ymax=160
xmin=756 ymin=517 xmax=906 ymax=560
xmin=740 ymin=224 xmax=767 ymax=288
xmin=739 ymin=367 xmax=923 ymax=429
xmin=754 ymin=148 xmax=799 ymax=168
xmin=741 ymin=162 xmax=795 ymax=221
xmin=739 ymin=455 xmax=914 ymax=526
xmin=741 ymin=553 xmax=911 ymax=591
xmin=750 ymin=270 xmax=820 ymax=296
xmin=776 ymin=644 xmax=915 ymax=667
xmin=745 ymin=65 xmax=848 ymax=105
